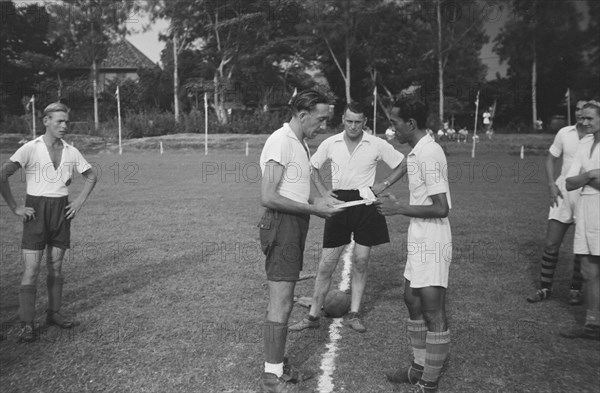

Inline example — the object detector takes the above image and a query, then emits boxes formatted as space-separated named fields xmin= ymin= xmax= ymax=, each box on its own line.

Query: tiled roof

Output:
xmin=99 ymin=39 xmax=156 ymax=69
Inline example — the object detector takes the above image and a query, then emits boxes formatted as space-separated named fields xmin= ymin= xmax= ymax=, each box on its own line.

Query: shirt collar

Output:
xmin=332 ymin=130 xmax=372 ymax=143
xmin=33 ymin=135 xmax=70 ymax=148
xmin=409 ymin=133 xmax=434 ymax=156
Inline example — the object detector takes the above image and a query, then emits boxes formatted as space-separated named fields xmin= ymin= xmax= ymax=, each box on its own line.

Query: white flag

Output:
xmin=288 ymin=87 xmax=297 ymax=105
xmin=115 ymin=86 xmax=120 ymax=99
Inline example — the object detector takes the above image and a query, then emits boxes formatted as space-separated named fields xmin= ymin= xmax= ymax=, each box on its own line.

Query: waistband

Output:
xmin=26 ymin=194 xmax=69 ymax=201
xmin=332 ymin=189 xmax=361 ymax=202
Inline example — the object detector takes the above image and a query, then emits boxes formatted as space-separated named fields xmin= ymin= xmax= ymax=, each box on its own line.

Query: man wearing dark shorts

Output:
xmin=258 ymin=90 xmax=341 ymax=392
xmin=289 ymin=102 xmax=406 ymax=333
xmin=0 ymin=102 xmax=97 ymax=342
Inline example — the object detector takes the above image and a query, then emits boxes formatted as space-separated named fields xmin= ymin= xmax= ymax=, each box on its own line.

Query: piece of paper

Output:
xmin=333 ymin=199 xmax=376 ymax=209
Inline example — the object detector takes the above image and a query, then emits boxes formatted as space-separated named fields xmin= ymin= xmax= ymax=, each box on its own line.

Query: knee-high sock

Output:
xmin=47 ymin=275 xmax=64 ymax=312
xmin=407 ymin=319 xmax=428 ymax=367
xmin=264 ymin=320 xmax=288 ymax=364
xmin=571 ymin=255 xmax=583 ymax=291
xmin=422 ymin=330 xmax=451 ymax=383
xmin=540 ymin=251 xmax=559 ymax=289
xmin=19 ymin=285 xmax=37 ymax=323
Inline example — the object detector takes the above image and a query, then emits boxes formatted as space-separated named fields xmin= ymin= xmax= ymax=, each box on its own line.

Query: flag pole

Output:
xmin=31 ymin=95 xmax=36 ymax=139
xmin=373 ymin=85 xmax=377 ymax=135
xmin=116 ymin=86 xmax=122 ymax=155
xmin=204 ymin=92 xmax=208 ymax=156
xmin=567 ymin=88 xmax=571 ymax=125
xmin=472 ymin=90 xmax=480 ymax=159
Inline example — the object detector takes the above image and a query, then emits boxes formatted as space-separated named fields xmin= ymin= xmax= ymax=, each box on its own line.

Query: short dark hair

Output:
xmin=391 ymin=100 xmax=428 ymax=129
xmin=583 ymin=101 xmax=600 ymax=115
xmin=43 ymin=102 xmax=70 ymax=117
xmin=290 ymin=89 xmax=329 ymax=116
xmin=344 ymin=101 xmax=364 ymax=116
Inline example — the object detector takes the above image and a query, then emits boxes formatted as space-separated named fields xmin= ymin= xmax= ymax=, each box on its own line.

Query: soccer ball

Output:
xmin=323 ymin=289 xmax=351 ymax=318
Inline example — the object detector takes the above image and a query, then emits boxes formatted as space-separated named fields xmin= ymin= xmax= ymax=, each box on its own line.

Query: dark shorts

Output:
xmin=258 ymin=208 xmax=310 ymax=281
xmin=323 ymin=189 xmax=389 ymax=248
xmin=22 ymin=195 xmax=71 ymax=250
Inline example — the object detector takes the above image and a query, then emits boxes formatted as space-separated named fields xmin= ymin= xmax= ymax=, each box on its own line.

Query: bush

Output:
xmin=0 ymin=114 xmax=40 ymax=135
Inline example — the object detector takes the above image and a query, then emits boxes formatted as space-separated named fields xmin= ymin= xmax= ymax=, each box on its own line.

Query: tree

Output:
xmin=46 ymin=0 xmax=137 ymax=129
xmin=494 ymin=0 xmax=586 ymax=128
xmin=0 ymin=2 xmax=58 ymax=119
xmin=145 ymin=0 xmax=309 ymax=123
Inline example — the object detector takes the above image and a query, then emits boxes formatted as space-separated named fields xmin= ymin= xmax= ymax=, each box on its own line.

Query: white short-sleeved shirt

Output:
xmin=310 ymin=131 xmax=404 ymax=190
xmin=260 ymin=123 xmax=311 ymax=204
xmin=567 ymin=137 xmax=600 ymax=196
xmin=404 ymin=134 xmax=452 ymax=288
xmin=10 ymin=136 xmax=92 ymax=197
xmin=549 ymin=125 xmax=591 ymax=177
xmin=406 ymin=134 xmax=452 ymax=208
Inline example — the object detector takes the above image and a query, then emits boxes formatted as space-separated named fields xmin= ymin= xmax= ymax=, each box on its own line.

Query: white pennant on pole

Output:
xmin=30 ymin=95 xmax=36 ymax=139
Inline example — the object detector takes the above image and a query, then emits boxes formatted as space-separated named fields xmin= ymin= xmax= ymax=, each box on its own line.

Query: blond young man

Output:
xmin=0 ymin=102 xmax=97 ymax=342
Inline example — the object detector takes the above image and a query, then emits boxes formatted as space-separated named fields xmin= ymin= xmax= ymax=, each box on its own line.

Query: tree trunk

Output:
xmin=437 ymin=0 xmax=444 ymax=128
xmin=532 ymin=38 xmax=537 ymax=129
xmin=173 ymin=32 xmax=180 ymax=123
xmin=213 ymin=72 xmax=229 ymax=125
xmin=345 ymin=34 xmax=351 ymax=103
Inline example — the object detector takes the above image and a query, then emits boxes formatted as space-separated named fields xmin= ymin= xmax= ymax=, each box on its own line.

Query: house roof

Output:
xmin=99 ymin=39 xmax=156 ymax=69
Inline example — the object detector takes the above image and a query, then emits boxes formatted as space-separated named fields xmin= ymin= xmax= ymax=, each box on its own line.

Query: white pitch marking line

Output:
xmin=317 ymin=240 xmax=354 ymax=393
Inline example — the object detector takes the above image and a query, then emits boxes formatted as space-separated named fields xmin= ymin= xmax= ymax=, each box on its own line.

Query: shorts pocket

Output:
xmin=258 ymin=210 xmax=280 ymax=256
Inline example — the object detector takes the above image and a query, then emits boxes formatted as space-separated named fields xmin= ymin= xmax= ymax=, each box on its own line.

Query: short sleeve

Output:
xmin=72 ymin=147 xmax=92 ymax=174
xmin=549 ymin=129 xmax=565 ymax=158
xmin=377 ymin=138 xmax=404 ymax=168
xmin=261 ymin=132 xmax=290 ymax=170
xmin=9 ymin=143 xmax=32 ymax=168
xmin=422 ymin=145 xmax=448 ymax=196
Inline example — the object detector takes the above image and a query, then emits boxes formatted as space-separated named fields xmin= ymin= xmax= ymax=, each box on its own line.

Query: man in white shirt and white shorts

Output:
xmin=0 ymin=102 xmax=97 ymax=343
xmin=560 ymin=101 xmax=600 ymax=341
xmin=377 ymin=100 xmax=451 ymax=393
xmin=527 ymin=100 xmax=590 ymax=305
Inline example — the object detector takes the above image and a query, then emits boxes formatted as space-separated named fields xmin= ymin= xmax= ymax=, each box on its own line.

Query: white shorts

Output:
xmin=548 ymin=176 xmax=580 ymax=224
xmin=404 ymin=217 xmax=452 ymax=288
xmin=574 ymin=194 xmax=600 ymax=256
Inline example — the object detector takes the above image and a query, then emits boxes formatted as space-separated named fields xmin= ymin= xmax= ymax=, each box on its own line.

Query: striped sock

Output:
xmin=540 ymin=250 xmax=559 ymax=289
xmin=407 ymin=319 xmax=428 ymax=367
xmin=570 ymin=254 xmax=583 ymax=291
xmin=422 ymin=330 xmax=450 ymax=384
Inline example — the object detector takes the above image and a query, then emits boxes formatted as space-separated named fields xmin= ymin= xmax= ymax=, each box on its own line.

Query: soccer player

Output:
xmin=560 ymin=101 xmax=600 ymax=340
xmin=526 ymin=100 xmax=590 ymax=304
xmin=0 ymin=102 xmax=97 ymax=343
xmin=376 ymin=100 xmax=451 ymax=393
xmin=258 ymin=89 xmax=342 ymax=392
xmin=289 ymin=101 xmax=406 ymax=333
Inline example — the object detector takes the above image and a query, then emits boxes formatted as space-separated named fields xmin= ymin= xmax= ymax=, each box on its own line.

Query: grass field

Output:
xmin=1 ymin=133 xmax=599 ymax=393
